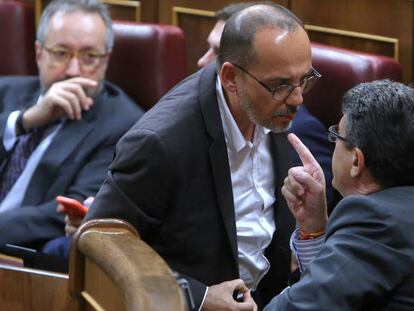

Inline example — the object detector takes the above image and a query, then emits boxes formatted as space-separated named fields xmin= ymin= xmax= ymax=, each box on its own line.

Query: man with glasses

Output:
xmin=198 ymin=2 xmax=338 ymax=215
xmin=264 ymin=80 xmax=414 ymax=309
xmin=86 ymin=3 xmax=317 ymax=310
xmin=0 ymin=0 xmax=143 ymax=248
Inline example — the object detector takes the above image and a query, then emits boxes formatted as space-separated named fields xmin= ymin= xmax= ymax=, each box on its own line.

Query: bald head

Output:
xmin=218 ymin=3 xmax=304 ymax=69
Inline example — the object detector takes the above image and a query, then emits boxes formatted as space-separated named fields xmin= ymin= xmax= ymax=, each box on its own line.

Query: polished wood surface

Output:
xmin=0 ymin=264 xmax=68 ymax=310
xmin=291 ymin=0 xmax=413 ymax=82
xmin=69 ymin=219 xmax=187 ymax=311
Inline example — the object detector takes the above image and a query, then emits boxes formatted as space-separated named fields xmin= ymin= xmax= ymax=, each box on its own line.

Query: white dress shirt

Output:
xmin=216 ymin=76 xmax=276 ymax=290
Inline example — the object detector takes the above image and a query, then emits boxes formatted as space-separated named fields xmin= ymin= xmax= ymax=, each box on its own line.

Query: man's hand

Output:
xmin=22 ymin=77 xmax=98 ymax=130
xmin=282 ymin=133 xmax=328 ymax=232
xmin=57 ymin=196 xmax=94 ymax=236
xmin=202 ymin=279 xmax=257 ymax=311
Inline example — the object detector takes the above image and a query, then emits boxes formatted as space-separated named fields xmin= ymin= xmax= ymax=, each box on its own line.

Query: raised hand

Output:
xmin=202 ymin=279 xmax=257 ymax=311
xmin=282 ymin=133 xmax=328 ymax=232
xmin=21 ymin=77 xmax=98 ymax=131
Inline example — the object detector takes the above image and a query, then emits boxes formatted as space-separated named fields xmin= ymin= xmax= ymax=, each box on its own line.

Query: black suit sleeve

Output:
xmin=85 ymin=128 xmax=208 ymax=309
xmin=264 ymin=195 xmax=413 ymax=311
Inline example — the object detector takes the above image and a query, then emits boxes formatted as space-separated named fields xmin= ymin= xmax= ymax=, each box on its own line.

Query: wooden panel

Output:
xmin=0 ymin=264 xmax=68 ymax=311
xmin=172 ymin=7 xmax=216 ymax=73
xmin=34 ymin=0 xmax=143 ymax=24
xmin=104 ymin=0 xmax=141 ymax=22
xmin=291 ymin=0 xmax=414 ymax=82
xmin=82 ymin=258 xmax=125 ymax=311
xmin=163 ymin=1 xmax=290 ymax=72
xmin=306 ymin=26 xmax=397 ymax=60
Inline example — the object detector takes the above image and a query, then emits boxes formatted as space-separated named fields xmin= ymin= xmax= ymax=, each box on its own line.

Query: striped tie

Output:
xmin=0 ymin=128 xmax=45 ymax=202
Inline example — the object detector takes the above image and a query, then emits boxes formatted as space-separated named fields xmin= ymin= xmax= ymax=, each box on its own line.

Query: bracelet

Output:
xmin=16 ymin=107 xmax=29 ymax=135
xmin=299 ymin=228 xmax=325 ymax=240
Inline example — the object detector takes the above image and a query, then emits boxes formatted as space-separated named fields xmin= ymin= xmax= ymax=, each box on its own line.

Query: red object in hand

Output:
xmin=56 ymin=196 xmax=88 ymax=217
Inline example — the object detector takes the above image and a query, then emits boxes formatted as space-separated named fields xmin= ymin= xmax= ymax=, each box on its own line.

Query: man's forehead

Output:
xmin=208 ymin=20 xmax=225 ymax=45
xmin=45 ymin=11 xmax=106 ymax=48
xmin=47 ymin=11 xmax=104 ymax=33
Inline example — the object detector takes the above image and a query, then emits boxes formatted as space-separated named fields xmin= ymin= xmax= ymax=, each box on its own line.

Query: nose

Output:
xmin=65 ymin=56 xmax=81 ymax=76
xmin=197 ymin=48 xmax=216 ymax=68
xmin=284 ymin=86 xmax=304 ymax=108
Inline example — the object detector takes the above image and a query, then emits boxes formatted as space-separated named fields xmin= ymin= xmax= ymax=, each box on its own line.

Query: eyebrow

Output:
xmin=265 ymin=68 xmax=314 ymax=86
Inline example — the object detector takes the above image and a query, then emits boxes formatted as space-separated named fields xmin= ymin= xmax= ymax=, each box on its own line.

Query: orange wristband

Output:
xmin=299 ymin=228 xmax=325 ymax=240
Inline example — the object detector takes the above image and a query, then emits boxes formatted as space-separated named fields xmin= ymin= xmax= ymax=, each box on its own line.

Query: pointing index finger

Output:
xmin=288 ymin=133 xmax=319 ymax=168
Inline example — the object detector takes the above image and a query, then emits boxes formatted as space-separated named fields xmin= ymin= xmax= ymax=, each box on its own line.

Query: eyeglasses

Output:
xmin=328 ymin=125 xmax=348 ymax=143
xmin=232 ymin=63 xmax=321 ymax=101
xmin=43 ymin=46 xmax=108 ymax=72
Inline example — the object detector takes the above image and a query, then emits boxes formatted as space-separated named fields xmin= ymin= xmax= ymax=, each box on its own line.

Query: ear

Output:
xmin=35 ymin=41 xmax=42 ymax=64
xmin=219 ymin=62 xmax=238 ymax=94
xmin=350 ymin=147 xmax=366 ymax=178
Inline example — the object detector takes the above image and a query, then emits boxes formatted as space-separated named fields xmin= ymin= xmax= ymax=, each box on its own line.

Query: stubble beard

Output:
xmin=239 ymin=91 xmax=291 ymax=133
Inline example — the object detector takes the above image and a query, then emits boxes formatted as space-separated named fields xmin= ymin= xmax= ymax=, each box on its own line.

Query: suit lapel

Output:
xmin=199 ymin=64 xmax=239 ymax=267
xmin=269 ymin=132 xmax=296 ymax=248
xmin=23 ymin=90 xmax=102 ymax=204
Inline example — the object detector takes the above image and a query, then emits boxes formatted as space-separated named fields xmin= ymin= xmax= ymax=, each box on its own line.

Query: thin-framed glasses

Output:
xmin=43 ymin=46 xmax=108 ymax=72
xmin=328 ymin=125 xmax=347 ymax=143
xmin=232 ymin=63 xmax=321 ymax=101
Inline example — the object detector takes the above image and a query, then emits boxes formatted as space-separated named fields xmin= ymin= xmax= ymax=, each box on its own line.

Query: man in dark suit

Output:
xmin=86 ymin=3 xmax=320 ymax=310
xmin=265 ymin=80 xmax=414 ymax=310
xmin=0 ymin=0 xmax=143 ymax=248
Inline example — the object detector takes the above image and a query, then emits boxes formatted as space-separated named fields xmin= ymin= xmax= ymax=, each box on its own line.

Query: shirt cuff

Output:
xmin=290 ymin=227 xmax=325 ymax=272
xmin=3 ymin=110 xmax=20 ymax=151
xmin=198 ymin=286 xmax=208 ymax=311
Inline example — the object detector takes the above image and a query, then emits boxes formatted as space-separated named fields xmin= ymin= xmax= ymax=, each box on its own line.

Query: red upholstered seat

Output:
xmin=305 ymin=42 xmax=402 ymax=128
xmin=0 ymin=0 xmax=37 ymax=76
xmin=107 ymin=21 xmax=187 ymax=110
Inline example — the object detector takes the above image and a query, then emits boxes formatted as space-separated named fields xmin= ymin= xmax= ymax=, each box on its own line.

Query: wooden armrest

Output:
xmin=69 ymin=219 xmax=187 ymax=310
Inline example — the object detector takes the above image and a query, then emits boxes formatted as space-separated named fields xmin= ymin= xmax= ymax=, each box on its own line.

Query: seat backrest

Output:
xmin=0 ymin=0 xmax=37 ymax=76
xmin=107 ymin=21 xmax=187 ymax=110
xmin=305 ymin=42 xmax=402 ymax=128
xmin=69 ymin=218 xmax=187 ymax=311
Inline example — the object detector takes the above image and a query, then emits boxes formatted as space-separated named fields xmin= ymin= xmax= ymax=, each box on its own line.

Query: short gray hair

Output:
xmin=36 ymin=0 xmax=114 ymax=50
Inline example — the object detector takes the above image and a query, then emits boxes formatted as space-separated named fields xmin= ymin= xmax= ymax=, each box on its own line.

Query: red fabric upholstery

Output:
xmin=0 ymin=0 xmax=37 ymax=76
xmin=107 ymin=21 xmax=187 ymax=110
xmin=305 ymin=42 xmax=402 ymax=128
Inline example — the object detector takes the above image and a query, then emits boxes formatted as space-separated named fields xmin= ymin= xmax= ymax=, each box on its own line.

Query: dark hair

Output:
xmin=216 ymin=2 xmax=257 ymax=21
xmin=37 ymin=0 xmax=113 ymax=50
xmin=217 ymin=3 xmax=303 ymax=69
xmin=342 ymin=79 xmax=414 ymax=188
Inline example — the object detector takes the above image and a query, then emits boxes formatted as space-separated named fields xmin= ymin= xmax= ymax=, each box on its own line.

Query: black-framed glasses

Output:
xmin=43 ymin=46 xmax=108 ymax=72
xmin=328 ymin=125 xmax=347 ymax=143
xmin=232 ymin=63 xmax=321 ymax=101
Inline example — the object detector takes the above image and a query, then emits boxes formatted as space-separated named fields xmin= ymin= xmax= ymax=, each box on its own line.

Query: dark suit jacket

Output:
xmin=289 ymin=105 xmax=341 ymax=213
xmin=264 ymin=186 xmax=414 ymax=310
xmin=0 ymin=76 xmax=143 ymax=247
xmin=85 ymin=63 xmax=296 ymax=309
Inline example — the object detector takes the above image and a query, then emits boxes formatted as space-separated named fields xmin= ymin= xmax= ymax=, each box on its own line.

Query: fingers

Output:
xmin=287 ymin=133 xmax=320 ymax=169
xmin=44 ymin=77 xmax=97 ymax=119
xmin=56 ymin=204 xmax=65 ymax=213
xmin=232 ymin=278 xmax=249 ymax=293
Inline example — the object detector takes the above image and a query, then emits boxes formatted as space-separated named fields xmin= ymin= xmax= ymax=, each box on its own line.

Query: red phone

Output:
xmin=56 ymin=196 xmax=88 ymax=217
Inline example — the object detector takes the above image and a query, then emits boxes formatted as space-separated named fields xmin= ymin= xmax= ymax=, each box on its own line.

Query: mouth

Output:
xmin=272 ymin=112 xmax=295 ymax=121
